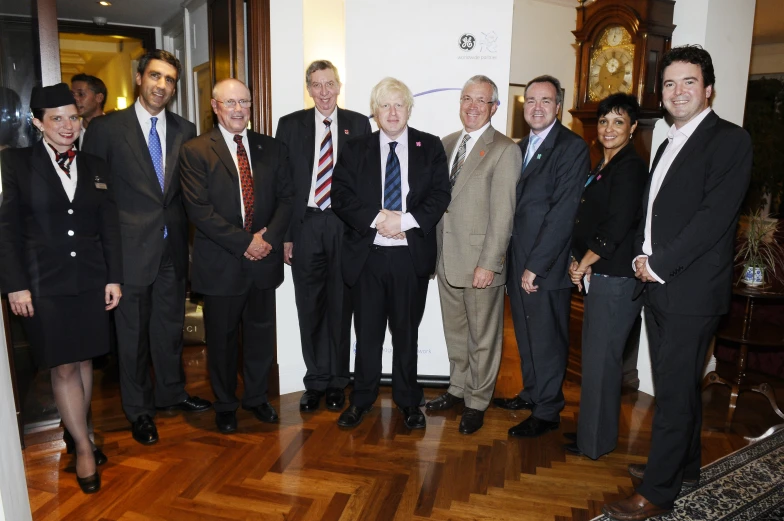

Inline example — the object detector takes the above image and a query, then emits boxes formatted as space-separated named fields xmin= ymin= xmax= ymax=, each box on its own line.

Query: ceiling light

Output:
xmin=98 ymin=1 xmax=111 ymax=6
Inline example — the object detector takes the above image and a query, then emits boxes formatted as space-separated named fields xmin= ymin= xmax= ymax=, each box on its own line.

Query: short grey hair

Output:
xmin=305 ymin=60 xmax=342 ymax=86
xmin=369 ymin=77 xmax=414 ymax=116
xmin=462 ymin=75 xmax=499 ymax=103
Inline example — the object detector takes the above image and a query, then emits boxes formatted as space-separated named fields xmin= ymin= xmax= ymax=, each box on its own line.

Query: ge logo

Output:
xmin=459 ymin=33 xmax=475 ymax=52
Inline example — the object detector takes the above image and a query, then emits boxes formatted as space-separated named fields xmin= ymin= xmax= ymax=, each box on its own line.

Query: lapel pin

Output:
xmin=536 ymin=153 xmax=541 ymax=160
xmin=256 ymin=144 xmax=262 ymax=149
xmin=344 ymin=129 xmax=350 ymax=135
xmin=416 ymin=141 xmax=421 ymax=147
xmin=480 ymin=150 xmax=485 ymax=157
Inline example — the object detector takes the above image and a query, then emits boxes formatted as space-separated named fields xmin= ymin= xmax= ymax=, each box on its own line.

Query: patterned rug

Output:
xmin=593 ymin=426 xmax=784 ymax=520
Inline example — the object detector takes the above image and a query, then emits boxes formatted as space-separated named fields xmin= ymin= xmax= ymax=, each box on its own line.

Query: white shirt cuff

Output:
xmin=401 ymin=212 xmax=419 ymax=232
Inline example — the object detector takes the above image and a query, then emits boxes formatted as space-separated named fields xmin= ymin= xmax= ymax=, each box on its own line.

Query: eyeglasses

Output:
xmin=216 ymin=99 xmax=252 ymax=109
xmin=460 ymin=96 xmax=495 ymax=106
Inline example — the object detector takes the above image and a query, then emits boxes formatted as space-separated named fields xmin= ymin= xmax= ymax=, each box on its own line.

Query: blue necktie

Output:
xmin=149 ymin=117 xmax=167 ymax=238
xmin=524 ymin=134 xmax=540 ymax=169
xmin=383 ymin=141 xmax=402 ymax=211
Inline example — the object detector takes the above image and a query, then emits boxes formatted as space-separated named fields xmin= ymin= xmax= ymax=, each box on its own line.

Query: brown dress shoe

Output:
xmin=601 ymin=493 xmax=671 ymax=521
xmin=627 ymin=463 xmax=698 ymax=487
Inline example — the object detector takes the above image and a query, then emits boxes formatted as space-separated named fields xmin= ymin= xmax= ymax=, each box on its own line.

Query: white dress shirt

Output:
xmin=524 ymin=118 xmax=557 ymax=162
xmin=448 ymin=120 xmax=491 ymax=166
xmin=134 ymin=99 xmax=167 ymax=174
xmin=217 ymin=124 xmax=252 ymax=222
xmin=43 ymin=140 xmax=78 ymax=202
xmin=308 ymin=107 xmax=339 ymax=208
xmin=634 ymin=107 xmax=713 ymax=283
xmin=371 ymin=127 xmax=419 ymax=246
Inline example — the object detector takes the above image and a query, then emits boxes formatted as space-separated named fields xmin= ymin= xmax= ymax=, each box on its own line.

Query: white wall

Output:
xmin=302 ymin=0 xmax=345 ymax=110
xmin=510 ymin=0 xmax=578 ymax=129
xmin=750 ymin=43 xmax=784 ymax=74
xmin=0 ymin=310 xmax=32 ymax=521
xmin=639 ymin=0 xmax=757 ymax=396
xmin=190 ymin=2 xmax=209 ymax=67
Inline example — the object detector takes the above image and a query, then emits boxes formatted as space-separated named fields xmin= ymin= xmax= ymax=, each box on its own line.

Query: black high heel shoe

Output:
xmin=76 ymin=472 xmax=101 ymax=494
xmin=63 ymin=428 xmax=108 ymax=466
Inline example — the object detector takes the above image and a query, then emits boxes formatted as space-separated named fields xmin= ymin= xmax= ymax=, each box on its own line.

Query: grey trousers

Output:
xmin=576 ymin=275 xmax=642 ymax=459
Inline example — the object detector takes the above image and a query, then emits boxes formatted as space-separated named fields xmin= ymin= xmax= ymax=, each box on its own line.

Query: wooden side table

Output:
xmin=702 ymin=282 xmax=784 ymax=434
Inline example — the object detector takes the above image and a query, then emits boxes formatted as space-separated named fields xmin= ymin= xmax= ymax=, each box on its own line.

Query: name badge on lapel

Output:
xmin=94 ymin=175 xmax=107 ymax=190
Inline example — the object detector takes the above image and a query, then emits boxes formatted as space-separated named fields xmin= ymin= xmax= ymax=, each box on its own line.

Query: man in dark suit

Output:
xmin=275 ymin=60 xmax=371 ymax=413
xmin=494 ymin=75 xmax=590 ymax=438
xmin=180 ymin=78 xmax=294 ymax=434
xmin=331 ymin=77 xmax=450 ymax=430
xmin=602 ymin=46 xmax=752 ymax=521
xmin=83 ymin=50 xmax=209 ymax=446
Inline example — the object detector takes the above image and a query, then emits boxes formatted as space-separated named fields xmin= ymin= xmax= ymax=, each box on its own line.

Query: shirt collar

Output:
xmin=134 ymin=98 xmax=165 ymax=122
xmin=218 ymin=123 xmax=248 ymax=142
xmin=462 ymin=121 xmax=491 ymax=142
xmin=380 ymin=126 xmax=408 ymax=149
xmin=528 ymin=118 xmax=557 ymax=144
xmin=668 ymin=107 xmax=712 ymax=140
xmin=315 ymin=107 xmax=338 ymax=126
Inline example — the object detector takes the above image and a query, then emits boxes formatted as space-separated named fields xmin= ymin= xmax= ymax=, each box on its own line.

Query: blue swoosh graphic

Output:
xmin=368 ymin=87 xmax=500 ymax=119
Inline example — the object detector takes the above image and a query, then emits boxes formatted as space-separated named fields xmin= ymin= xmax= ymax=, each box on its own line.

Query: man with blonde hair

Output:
xmin=331 ymin=77 xmax=450 ymax=429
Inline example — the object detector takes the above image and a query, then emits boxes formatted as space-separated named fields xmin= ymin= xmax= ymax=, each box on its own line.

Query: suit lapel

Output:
xmin=658 ymin=111 xmax=718 ymax=192
xmin=248 ymin=131 xmax=266 ymax=185
xmin=406 ymin=128 xmax=423 ymax=206
xmin=368 ymin=132 xmax=382 ymax=204
xmin=164 ymin=111 xmax=183 ymax=197
xmin=521 ymin=121 xmax=560 ymax=182
xmin=121 ymin=107 xmax=163 ymax=198
xmin=72 ymin=153 xmax=94 ymax=204
xmin=451 ymin=126 xmax=494 ymax=199
xmin=32 ymin=141 xmax=69 ymax=201
xmin=302 ymin=109 xmax=316 ymax=172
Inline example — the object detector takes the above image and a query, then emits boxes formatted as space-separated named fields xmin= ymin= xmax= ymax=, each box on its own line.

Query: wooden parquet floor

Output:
xmin=22 ymin=299 xmax=784 ymax=521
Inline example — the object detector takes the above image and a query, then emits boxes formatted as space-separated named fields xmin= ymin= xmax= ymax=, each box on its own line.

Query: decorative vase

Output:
xmin=741 ymin=265 xmax=765 ymax=286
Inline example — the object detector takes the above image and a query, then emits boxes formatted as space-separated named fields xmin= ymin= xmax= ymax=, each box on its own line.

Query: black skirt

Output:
xmin=21 ymin=289 xmax=110 ymax=369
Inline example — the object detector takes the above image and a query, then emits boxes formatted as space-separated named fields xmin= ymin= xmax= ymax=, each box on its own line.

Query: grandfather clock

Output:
xmin=569 ymin=0 xmax=675 ymax=165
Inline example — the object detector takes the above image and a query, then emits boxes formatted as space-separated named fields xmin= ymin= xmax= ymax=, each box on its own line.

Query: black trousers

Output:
xmin=203 ymin=285 xmax=276 ymax=413
xmin=350 ymin=246 xmax=428 ymax=409
xmin=507 ymin=275 xmax=571 ymax=422
xmin=637 ymin=301 xmax=720 ymax=509
xmin=115 ymin=241 xmax=188 ymax=422
xmin=292 ymin=208 xmax=352 ymax=391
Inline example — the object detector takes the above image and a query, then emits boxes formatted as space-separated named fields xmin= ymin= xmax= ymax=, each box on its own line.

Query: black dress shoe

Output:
xmin=337 ymin=405 xmax=372 ymax=428
xmin=76 ymin=472 xmax=101 ymax=494
xmin=131 ymin=414 xmax=159 ymax=445
xmin=244 ymin=403 xmax=279 ymax=423
xmin=325 ymin=388 xmax=346 ymax=411
xmin=425 ymin=392 xmax=464 ymax=411
xmin=299 ymin=390 xmax=324 ymax=412
xmin=400 ymin=406 xmax=426 ymax=429
xmin=157 ymin=395 xmax=212 ymax=412
xmin=215 ymin=411 xmax=237 ymax=433
xmin=508 ymin=416 xmax=559 ymax=438
xmin=563 ymin=431 xmax=577 ymax=441
xmin=63 ymin=429 xmax=107 ymax=466
xmin=459 ymin=407 xmax=484 ymax=434
xmin=564 ymin=442 xmax=584 ymax=455
xmin=627 ymin=463 xmax=698 ymax=487
xmin=493 ymin=395 xmax=534 ymax=410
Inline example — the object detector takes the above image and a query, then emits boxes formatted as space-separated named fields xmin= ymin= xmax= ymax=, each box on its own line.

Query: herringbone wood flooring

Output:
xmin=23 ymin=297 xmax=784 ymax=520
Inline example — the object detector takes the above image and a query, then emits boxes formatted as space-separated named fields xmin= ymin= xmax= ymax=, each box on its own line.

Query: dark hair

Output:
xmin=660 ymin=44 xmax=715 ymax=89
xmin=137 ymin=49 xmax=182 ymax=82
xmin=525 ymin=75 xmax=563 ymax=105
xmin=597 ymin=93 xmax=640 ymax=124
xmin=71 ymin=73 xmax=108 ymax=109
xmin=32 ymin=108 xmax=45 ymax=121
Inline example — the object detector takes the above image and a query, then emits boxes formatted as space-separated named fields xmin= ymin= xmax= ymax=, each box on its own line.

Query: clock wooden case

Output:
xmin=569 ymin=0 xmax=675 ymax=165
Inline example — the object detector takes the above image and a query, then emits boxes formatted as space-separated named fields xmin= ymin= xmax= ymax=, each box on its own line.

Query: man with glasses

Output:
xmin=426 ymin=75 xmax=521 ymax=434
xmin=275 ymin=60 xmax=371 ymax=413
xmin=180 ymin=78 xmax=294 ymax=433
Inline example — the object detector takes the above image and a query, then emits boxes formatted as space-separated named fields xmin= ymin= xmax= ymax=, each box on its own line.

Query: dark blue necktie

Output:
xmin=384 ymin=141 xmax=402 ymax=211
xmin=149 ymin=116 xmax=167 ymax=238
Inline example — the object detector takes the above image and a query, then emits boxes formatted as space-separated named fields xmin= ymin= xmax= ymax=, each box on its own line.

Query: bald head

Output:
xmin=211 ymin=78 xmax=251 ymax=134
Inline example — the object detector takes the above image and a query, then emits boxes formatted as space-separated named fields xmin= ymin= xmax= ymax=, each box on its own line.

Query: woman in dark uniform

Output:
xmin=566 ymin=93 xmax=647 ymax=460
xmin=0 ymin=83 xmax=122 ymax=493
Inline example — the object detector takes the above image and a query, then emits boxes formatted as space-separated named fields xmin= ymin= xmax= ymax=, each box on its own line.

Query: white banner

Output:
xmin=344 ymin=0 xmax=515 ymax=376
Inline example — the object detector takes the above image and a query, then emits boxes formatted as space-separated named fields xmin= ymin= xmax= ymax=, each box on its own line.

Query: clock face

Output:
xmin=588 ymin=26 xmax=635 ymax=101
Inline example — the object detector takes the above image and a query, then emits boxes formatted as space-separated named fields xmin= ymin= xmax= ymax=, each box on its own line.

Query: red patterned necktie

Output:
xmin=234 ymin=134 xmax=254 ymax=232
xmin=48 ymin=143 xmax=77 ymax=178
xmin=314 ymin=117 xmax=333 ymax=210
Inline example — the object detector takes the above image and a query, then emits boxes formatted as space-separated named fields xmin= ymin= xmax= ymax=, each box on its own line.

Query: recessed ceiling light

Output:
xmin=98 ymin=1 xmax=111 ymax=6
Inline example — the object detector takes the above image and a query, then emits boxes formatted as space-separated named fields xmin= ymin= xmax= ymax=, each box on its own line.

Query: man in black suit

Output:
xmin=275 ymin=60 xmax=371 ymax=413
xmin=180 ymin=78 xmax=294 ymax=434
xmin=494 ymin=75 xmax=589 ymax=437
xmin=83 ymin=50 xmax=209 ymax=445
xmin=602 ymin=46 xmax=752 ymax=521
xmin=331 ymin=77 xmax=450 ymax=430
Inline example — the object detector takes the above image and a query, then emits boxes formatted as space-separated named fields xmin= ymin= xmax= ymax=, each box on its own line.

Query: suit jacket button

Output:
xmin=575 ymin=218 xmax=580 ymax=224
xmin=580 ymin=198 xmax=585 ymax=203
xmin=68 ymin=230 xmax=74 ymax=236
xmin=445 ymin=209 xmax=449 ymax=213
xmin=70 ymin=252 xmax=76 ymax=257
xmin=67 ymin=209 xmax=74 ymax=215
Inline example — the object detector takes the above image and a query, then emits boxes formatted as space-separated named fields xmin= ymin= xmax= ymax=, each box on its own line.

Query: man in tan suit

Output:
xmin=426 ymin=75 xmax=522 ymax=434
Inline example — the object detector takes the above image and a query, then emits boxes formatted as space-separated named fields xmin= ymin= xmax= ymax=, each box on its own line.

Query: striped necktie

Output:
xmin=449 ymin=134 xmax=471 ymax=190
xmin=314 ymin=117 xmax=333 ymax=210
xmin=383 ymin=141 xmax=402 ymax=211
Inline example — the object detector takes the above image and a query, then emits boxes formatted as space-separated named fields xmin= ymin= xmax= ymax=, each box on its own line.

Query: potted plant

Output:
xmin=735 ymin=210 xmax=784 ymax=287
